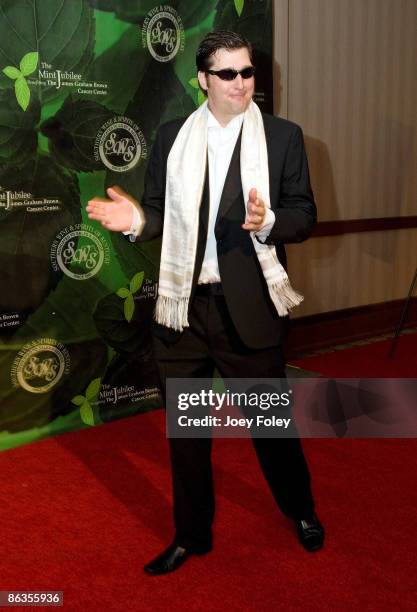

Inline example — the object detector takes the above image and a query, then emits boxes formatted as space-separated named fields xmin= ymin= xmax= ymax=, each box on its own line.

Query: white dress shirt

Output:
xmin=125 ymin=109 xmax=275 ymax=283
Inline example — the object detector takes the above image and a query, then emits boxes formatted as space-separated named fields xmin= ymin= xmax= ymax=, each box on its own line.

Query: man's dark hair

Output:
xmin=196 ymin=30 xmax=253 ymax=72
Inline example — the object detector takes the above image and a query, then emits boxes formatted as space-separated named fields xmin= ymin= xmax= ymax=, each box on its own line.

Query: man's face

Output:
xmin=197 ymin=47 xmax=255 ymax=125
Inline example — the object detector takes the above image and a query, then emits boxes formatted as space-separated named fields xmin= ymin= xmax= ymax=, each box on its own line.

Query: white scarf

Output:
xmin=155 ymin=100 xmax=303 ymax=332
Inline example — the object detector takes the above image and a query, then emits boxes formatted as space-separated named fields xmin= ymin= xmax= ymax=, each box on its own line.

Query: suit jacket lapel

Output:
xmin=214 ymin=129 xmax=243 ymax=230
xmin=265 ymin=123 xmax=274 ymax=186
xmin=199 ymin=154 xmax=209 ymax=236
xmin=190 ymin=157 xmax=210 ymax=290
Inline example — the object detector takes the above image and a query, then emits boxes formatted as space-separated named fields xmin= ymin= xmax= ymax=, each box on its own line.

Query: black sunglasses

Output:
xmin=206 ymin=66 xmax=256 ymax=81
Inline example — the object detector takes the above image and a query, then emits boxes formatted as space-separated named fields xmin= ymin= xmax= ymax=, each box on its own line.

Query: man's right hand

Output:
xmin=87 ymin=186 xmax=141 ymax=233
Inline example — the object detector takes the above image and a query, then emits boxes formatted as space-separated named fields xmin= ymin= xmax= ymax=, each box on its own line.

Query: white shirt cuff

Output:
xmin=255 ymin=208 xmax=276 ymax=242
xmin=122 ymin=203 xmax=145 ymax=242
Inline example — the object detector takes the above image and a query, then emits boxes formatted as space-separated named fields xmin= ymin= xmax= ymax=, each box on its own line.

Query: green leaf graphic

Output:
xmin=16 ymin=273 xmax=110 ymax=345
xmin=0 ymin=333 xmax=107 ymax=434
xmin=86 ymin=377 xmax=101 ymax=401
xmin=0 ymin=89 xmax=40 ymax=165
xmin=3 ymin=66 xmax=21 ymax=80
xmin=87 ymin=0 xmax=154 ymax=21
xmin=88 ymin=0 xmax=213 ymax=28
xmin=189 ymin=76 xmax=207 ymax=107
xmin=198 ymin=90 xmax=207 ymax=107
xmin=40 ymin=98 xmax=116 ymax=172
xmin=188 ymin=77 xmax=199 ymax=90
xmin=19 ymin=52 xmax=38 ymax=76
xmin=93 ymin=285 xmax=157 ymax=354
xmin=0 ymin=155 xmax=81 ymax=314
xmin=85 ymin=26 xmax=151 ymax=115
xmin=214 ymin=0 xmax=271 ymax=61
xmin=0 ymin=1 xmax=94 ymax=103
xmin=124 ymin=294 xmax=135 ymax=322
xmin=71 ymin=395 xmax=85 ymax=406
xmin=80 ymin=401 xmax=95 ymax=426
xmin=116 ymin=287 xmax=130 ymax=299
xmin=15 ymin=76 xmax=30 ymax=111
xmin=234 ymin=0 xmax=245 ymax=16
xmin=106 ymin=61 xmax=195 ymax=236
xmin=129 ymin=272 xmax=144 ymax=294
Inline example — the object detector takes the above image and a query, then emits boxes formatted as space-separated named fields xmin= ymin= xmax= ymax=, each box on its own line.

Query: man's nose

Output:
xmin=234 ymin=74 xmax=245 ymax=88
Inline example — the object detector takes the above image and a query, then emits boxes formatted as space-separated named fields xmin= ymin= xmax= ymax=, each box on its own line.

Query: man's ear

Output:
xmin=197 ymin=70 xmax=208 ymax=93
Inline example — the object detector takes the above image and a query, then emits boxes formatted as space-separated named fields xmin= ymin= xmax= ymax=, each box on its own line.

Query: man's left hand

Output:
xmin=242 ymin=188 xmax=266 ymax=232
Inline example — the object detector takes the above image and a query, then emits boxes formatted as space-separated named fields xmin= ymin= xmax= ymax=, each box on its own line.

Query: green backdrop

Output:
xmin=0 ymin=0 xmax=272 ymax=451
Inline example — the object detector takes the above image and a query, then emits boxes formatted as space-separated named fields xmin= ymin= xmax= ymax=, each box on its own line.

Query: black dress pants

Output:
xmin=152 ymin=289 xmax=315 ymax=551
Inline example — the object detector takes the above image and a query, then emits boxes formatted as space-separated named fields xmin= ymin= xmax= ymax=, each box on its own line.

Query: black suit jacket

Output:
xmin=139 ymin=113 xmax=316 ymax=349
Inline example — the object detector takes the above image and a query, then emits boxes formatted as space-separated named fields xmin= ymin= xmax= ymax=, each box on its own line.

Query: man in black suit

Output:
xmin=87 ymin=31 xmax=324 ymax=575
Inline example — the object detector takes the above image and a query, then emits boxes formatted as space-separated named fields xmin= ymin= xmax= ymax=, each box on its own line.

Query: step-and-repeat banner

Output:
xmin=0 ymin=0 xmax=272 ymax=451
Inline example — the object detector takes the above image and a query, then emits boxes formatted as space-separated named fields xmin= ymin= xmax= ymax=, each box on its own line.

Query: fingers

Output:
xmin=86 ymin=197 xmax=110 ymax=213
xmin=242 ymin=212 xmax=265 ymax=230
xmin=245 ymin=202 xmax=265 ymax=223
xmin=242 ymin=221 xmax=263 ymax=231
xmin=86 ymin=201 xmax=106 ymax=218
xmin=107 ymin=185 xmax=129 ymax=202
xmin=242 ymin=190 xmax=266 ymax=231
xmin=86 ymin=199 xmax=113 ymax=227
xmin=247 ymin=201 xmax=265 ymax=216
xmin=248 ymin=187 xmax=257 ymax=203
xmin=87 ymin=211 xmax=104 ymax=222
xmin=86 ymin=192 xmax=134 ymax=233
xmin=86 ymin=200 xmax=107 ymax=212
xmin=247 ymin=189 xmax=264 ymax=214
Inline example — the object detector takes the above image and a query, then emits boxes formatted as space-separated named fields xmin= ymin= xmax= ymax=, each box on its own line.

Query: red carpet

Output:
xmin=1 ymin=410 xmax=416 ymax=611
xmin=290 ymin=332 xmax=417 ymax=378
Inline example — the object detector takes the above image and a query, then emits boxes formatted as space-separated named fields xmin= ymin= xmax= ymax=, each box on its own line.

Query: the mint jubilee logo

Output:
xmin=117 ymin=272 xmax=144 ymax=322
xmin=71 ymin=377 xmax=101 ymax=427
xmin=3 ymin=51 xmax=39 ymax=111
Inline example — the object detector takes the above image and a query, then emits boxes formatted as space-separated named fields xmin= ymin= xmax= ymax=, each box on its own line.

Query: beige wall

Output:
xmin=273 ymin=0 xmax=417 ymax=316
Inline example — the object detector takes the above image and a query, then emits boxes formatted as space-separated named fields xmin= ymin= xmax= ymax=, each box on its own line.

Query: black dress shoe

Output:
xmin=144 ymin=543 xmax=210 ymax=575
xmin=294 ymin=514 xmax=324 ymax=552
